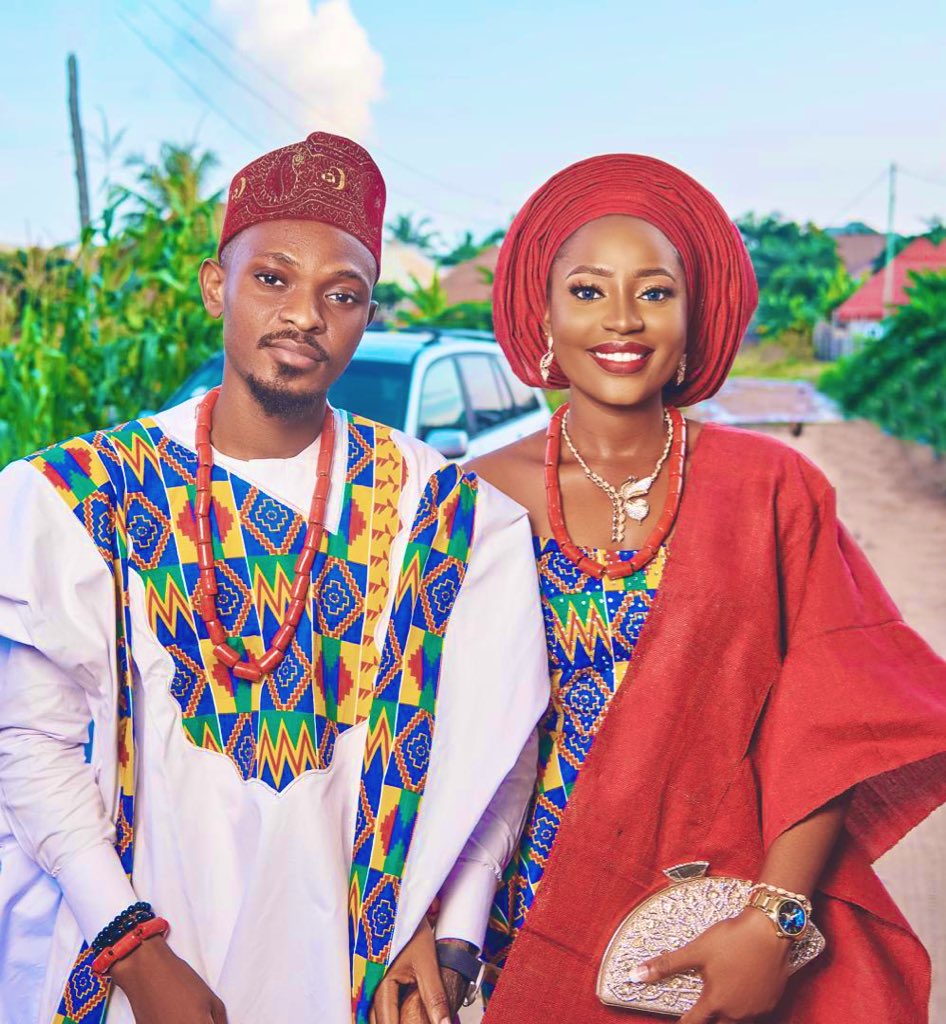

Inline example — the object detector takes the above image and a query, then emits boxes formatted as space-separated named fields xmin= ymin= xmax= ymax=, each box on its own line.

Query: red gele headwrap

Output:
xmin=218 ymin=131 xmax=386 ymax=272
xmin=493 ymin=154 xmax=758 ymax=405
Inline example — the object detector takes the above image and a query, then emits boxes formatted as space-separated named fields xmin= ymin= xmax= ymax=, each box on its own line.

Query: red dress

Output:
xmin=484 ymin=424 xmax=946 ymax=1023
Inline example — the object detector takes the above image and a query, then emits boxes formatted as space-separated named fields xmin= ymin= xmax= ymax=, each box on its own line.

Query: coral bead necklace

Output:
xmin=193 ymin=386 xmax=335 ymax=682
xmin=545 ymin=403 xmax=686 ymax=581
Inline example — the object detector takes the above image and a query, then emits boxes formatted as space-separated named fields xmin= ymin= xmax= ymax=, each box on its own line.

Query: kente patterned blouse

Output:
xmin=483 ymin=536 xmax=667 ymax=991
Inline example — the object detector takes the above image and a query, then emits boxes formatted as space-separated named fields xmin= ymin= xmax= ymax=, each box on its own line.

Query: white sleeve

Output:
xmin=435 ymin=729 xmax=538 ymax=947
xmin=0 ymin=461 xmax=138 ymax=943
xmin=427 ymin=477 xmax=548 ymax=950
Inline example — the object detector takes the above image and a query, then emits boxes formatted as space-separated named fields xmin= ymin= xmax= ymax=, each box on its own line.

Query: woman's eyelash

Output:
xmin=569 ymin=283 xmax=602 ymax=299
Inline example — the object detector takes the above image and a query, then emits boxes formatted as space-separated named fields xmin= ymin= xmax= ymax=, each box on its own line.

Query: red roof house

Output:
xmin=834 ymin=237 xmax=946 ymax=325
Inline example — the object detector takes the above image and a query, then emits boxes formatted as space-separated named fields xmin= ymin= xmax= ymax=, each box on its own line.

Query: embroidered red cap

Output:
xmin=492 ymin=154 xmax=758 ymax=406
xmin=218 ymin=131 xmax=386 ymax=273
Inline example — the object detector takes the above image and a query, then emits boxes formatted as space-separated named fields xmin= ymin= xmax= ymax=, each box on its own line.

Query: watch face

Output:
xmin=777 ymin=899 xmax=808 ymax=937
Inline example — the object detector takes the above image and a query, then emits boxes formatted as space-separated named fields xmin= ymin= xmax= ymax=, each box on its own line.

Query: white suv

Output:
xmin=164 ymin=328 xmax=551 ymax=460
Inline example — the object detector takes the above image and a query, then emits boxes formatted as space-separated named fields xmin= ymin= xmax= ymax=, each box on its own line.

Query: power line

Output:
xmin=165 ymin=0 xmax=509 ymax=211
xmin=117 ymin=13 xmax=264 ymax=149
xmin=142 ymin=0 xmax=299 ymax=134
xmin=900 ymin=168 xmax=946 ymax=192
xmin=828 ymin=168 xmax=888 ymax=225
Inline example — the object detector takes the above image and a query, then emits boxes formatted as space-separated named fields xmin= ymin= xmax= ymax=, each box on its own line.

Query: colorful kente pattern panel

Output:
xmin=29 ymin=433 xmax=137 ymax=1024
xmin=482 ymin=537 xmax=666 ymax=996
xmin=114 ymin=412 xmax=402 ymax=790
xmin=349 ymin=465 xmax=478 ymax=1024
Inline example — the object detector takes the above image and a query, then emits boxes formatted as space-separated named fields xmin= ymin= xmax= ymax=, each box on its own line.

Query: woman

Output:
xmin=469 ymin=155 xmax=946 ymax=1023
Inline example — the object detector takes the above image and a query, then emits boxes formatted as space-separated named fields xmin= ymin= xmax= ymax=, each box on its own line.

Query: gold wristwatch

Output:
xmin=746 ymin=883 xmax=812 ymax=940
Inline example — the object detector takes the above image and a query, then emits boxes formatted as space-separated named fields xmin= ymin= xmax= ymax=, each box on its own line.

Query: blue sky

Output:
xmin=2 ymin=0 xmax=945 ymax=249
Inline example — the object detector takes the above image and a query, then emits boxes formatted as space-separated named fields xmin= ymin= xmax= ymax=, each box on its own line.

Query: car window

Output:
xmin=417 ymin=358 xmax=467 ymax=439
xmin=496 ymin=359 xmax=540 ymax=414
xmin=457 ymin=355 xmax=515 ymax=436
xmin=328 ymin=359 xmax=411 ymax=430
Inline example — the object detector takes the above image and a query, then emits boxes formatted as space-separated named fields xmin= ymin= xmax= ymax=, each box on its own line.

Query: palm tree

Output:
xmin=125 ymin=143 xmax=220 ymax=217
xmin=385 ymin=213 xmax=440 ymax=253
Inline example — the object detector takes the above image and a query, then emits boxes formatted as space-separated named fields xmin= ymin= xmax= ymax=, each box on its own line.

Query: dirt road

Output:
xmin=772 ymin=419 xmax=946 ymax=1024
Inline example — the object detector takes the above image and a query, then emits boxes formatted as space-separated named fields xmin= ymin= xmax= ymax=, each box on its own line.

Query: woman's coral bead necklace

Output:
xmin=544 ymin=403 xmax=686 ymax=580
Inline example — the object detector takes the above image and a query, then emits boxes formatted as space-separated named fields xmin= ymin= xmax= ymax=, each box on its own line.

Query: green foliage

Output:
xmin=372 ymin=280 xmax=407 ymax=310
xmin=0 ymin=145 xmax=224 ymax=466
xmin=820 ymin=271 xmax=946 ymax=452
xmin=395 ymin=273 xmax=493 ymax=331
xmin=385 ymin=213 xmax=441 ymax=253
xmin=437 ymin=227 xmax=505 ymax=267
xmin=737 ymin=213 xmax=856 ymax=350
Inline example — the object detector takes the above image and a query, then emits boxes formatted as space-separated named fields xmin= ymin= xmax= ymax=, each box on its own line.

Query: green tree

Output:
xmin=437 ymin=227 xmax=506 ymax=267
xmin=0 ymin=144 xmax=224 ymax=465
xmin=737 ymin=213 xmax=855 ymax=351
xmin=820 ymin=270 xmax=946 ymax=452
xmin=395 ymin=274 xmax=493 ymax=331
xmin=385 ymin=213 xmax=440 ymax=253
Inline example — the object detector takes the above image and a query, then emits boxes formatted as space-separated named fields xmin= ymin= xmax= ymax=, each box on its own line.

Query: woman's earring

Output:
xmin=539 ymin=336 xmax=555 ymax=384
xmin=676 ymin=353 xmax=687 ymax=386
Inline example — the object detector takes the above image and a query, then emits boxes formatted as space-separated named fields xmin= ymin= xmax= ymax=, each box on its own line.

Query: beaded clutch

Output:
xmin=596 ymin=861 xmax=826 ymax=1017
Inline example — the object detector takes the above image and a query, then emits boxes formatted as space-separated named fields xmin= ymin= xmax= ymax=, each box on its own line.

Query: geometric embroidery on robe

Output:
xmin=482 ymin=539 xmax=666 ymax=994
xmin=349 ymin=464 xmax=478 ymax=1024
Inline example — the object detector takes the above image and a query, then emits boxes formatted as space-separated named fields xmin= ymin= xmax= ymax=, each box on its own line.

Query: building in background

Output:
xmin=817 ymin=237 xmax=946 ymax=358
xmin=441 ymin=245 xmax=499 ymax=306
xmin=828 ymin=222 xmax=886 ymax=280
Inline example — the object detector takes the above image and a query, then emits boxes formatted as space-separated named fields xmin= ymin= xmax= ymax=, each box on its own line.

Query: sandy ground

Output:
xmin=462 ymin=414 xmax=946 ymax=1023
xmin=772 ymin=419 xmax=946 ymax=1024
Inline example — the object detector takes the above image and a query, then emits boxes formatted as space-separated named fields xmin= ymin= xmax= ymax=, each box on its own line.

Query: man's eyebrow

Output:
xmin=332 ymin=268 xmax=371 ymax=285
xmin=257 ymin=250 xmax=300 ymax=267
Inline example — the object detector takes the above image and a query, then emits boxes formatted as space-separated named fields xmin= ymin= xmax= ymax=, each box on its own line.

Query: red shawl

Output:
xmin=485 ymin=424 xmax=946 ymax=1023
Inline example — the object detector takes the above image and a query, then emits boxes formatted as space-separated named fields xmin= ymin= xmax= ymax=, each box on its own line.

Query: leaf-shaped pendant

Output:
xmin=624 ymin=497 xmax=650 ymax=522
xmin=620 ymin=476 xmax=653 ymax=501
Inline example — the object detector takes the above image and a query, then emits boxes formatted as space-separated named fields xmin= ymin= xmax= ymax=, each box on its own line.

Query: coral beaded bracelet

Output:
xmin=91 ymin=917 xmax=170 ymax=977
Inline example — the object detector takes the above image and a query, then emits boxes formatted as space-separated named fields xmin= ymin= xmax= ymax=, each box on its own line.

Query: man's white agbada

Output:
xmin=0 ymin=397 xmax=548 ymax=1023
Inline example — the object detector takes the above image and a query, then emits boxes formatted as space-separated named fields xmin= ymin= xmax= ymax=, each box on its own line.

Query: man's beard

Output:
xmin=245 ymin=328 xmax=330 ymax=419
xmin=245 ymin=365 xmax=326 ymax=420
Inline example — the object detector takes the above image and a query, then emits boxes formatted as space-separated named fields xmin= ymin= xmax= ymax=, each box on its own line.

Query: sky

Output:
xmin=2 ymin=0 xmax=946 ymax=250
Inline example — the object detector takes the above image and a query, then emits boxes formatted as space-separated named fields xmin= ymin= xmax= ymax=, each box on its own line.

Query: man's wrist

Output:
xmin=436 ymin=938 xmax=485 ymax=1008
xmin=109 ymin=933 xmax=171 ymax=988
xmin=439 ymin=966 xmax=467 ymax=1015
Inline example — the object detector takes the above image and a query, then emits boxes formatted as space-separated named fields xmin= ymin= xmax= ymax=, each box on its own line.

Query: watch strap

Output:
xmin=436 ymin=941 xmax=485 ymax=1005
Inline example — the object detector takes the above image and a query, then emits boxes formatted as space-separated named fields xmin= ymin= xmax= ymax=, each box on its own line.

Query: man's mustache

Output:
xmin=258 ymin=329 xmax=330 ymax=362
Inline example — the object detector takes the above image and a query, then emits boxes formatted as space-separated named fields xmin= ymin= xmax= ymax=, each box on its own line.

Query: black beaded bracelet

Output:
xmin=91 ymin=901 xmax=156 ymax=954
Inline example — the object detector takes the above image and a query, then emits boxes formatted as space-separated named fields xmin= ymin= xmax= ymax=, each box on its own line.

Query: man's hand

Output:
xmin=399 ymin=966 xmax=466 ymax=1024
xmin=634 ymin=909 xmax=792 ymax=1023
xmin=370 ymin=918 xmax=454 ymax=1024
xmin=110 ymin=936 xmax=228 ymax=1024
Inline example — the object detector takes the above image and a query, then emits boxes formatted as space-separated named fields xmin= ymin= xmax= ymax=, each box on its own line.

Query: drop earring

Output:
xmin=675 ymin=353 xmax=687 ymax=386
xmin=539 ymin=335 xmax=555 ymax=384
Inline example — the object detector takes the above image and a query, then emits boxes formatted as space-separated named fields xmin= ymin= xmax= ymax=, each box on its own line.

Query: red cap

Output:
xmin=218 ymin=131 xmax=385 ymax=273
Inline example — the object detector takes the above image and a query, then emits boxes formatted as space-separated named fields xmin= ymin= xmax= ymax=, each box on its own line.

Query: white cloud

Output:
xmin=212 ymin=0 xmax=384 ymax=142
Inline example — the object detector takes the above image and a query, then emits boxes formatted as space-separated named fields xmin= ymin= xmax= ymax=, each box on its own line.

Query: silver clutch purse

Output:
xmin=596 ymin=861 xmax=826 ymax=1017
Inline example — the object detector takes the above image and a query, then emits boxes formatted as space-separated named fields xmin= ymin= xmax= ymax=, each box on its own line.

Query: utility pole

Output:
xmin=67 ymin=53 xmax=91 ymax=233
xmin=882 ymin=161 xmax=897 ymax=310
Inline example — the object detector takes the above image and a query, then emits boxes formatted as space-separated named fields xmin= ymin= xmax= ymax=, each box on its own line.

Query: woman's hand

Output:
xmin=370 ymin=918 xmax=453 ymax=1024
xmin=110 ymin=935 xmax=228 ymax=1024
xmin=633 ymin=908 xmax=793 ymax=1023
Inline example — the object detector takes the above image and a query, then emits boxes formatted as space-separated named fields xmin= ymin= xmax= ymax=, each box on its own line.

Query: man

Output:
xmin=0 ymin=132 xmax=548 ymax=1024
